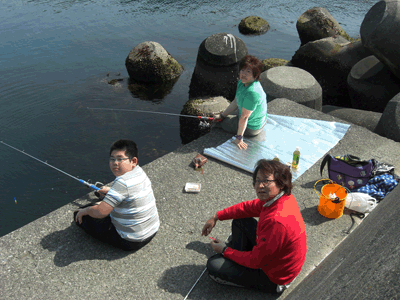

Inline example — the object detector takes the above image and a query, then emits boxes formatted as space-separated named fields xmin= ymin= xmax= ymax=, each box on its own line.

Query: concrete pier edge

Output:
xmin=1 ymin=98 xmax=400 ymax=300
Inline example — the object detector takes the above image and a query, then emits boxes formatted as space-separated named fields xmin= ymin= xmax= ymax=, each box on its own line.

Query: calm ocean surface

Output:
xmin=0 ymin=0 xmax=376 ymax=236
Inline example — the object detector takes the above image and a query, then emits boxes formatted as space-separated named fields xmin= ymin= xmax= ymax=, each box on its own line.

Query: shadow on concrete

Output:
xmin=299 ymin=179 xmax=320 ymax=189
xmin=186 ymin=241 xmax=215 ymax=258
xmin=157 ymin=241 xmax=282 ymax=299
xmin=40 ymin=223 xmax=130 ymax=267
xmin=157 ymin=263 xmax=281 ymax=300
xmin=158 ymin=264 xmax=208 ymax=297
xmin=301 ymin=206 xmax=332 ymax=226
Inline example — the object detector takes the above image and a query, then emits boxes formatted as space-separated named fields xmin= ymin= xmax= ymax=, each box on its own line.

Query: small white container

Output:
xmin=185 ymin=183 xmax=201 ymax=193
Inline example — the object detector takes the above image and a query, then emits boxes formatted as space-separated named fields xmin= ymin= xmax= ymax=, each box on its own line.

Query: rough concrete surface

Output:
xmin=285 ymin=184 xmax=400 ymax=300
xmin=1 ymin=98 xmax=400 ymax=300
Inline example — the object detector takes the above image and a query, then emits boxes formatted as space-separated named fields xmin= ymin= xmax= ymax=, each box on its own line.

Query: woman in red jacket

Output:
xmin=202 ymin=159 xmax=307 ymax=294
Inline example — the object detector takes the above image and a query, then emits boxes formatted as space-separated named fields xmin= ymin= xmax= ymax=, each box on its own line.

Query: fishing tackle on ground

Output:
xmin=87 ymin=107 xmax=216 ymax=121
xmin=0 ymin=141 xmax=101 ymax=191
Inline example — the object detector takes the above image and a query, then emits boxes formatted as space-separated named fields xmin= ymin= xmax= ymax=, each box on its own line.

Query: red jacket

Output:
xmin=217 ymin=194 xmax=307 ymax=285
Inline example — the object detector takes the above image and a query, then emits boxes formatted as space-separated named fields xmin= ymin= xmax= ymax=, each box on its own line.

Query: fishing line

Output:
xmin=183 ymin=267 xmax=207 ymax=300
xmin=184 ymin=234 xmax=231 ymax=299
xmin=0 ymin=141 xmax=101 ymax=191
xmin=87 ymin=107 xmax=216 ymax=121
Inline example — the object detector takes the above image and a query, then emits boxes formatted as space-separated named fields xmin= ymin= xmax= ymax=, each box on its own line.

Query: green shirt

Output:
xmin=236 ymin=80 xmax=267 ymax=130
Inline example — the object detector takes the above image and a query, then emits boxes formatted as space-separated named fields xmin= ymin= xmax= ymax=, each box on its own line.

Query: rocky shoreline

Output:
xmin=111 ymin=1 xmax=400 ymax=144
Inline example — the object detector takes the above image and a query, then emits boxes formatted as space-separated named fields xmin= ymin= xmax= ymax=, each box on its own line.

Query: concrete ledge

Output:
xmin=1 ymin=99 xmax=400 ymax=299
xmin=285 ymin=184 xmax=400 ymax=299
xmin=322 ymin=105 xmax=384 ymax=135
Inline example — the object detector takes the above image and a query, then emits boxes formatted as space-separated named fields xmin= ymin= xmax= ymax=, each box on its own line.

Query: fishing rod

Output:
xmin=87 ymin=107 xmax=216 ymax=120
xmin=0 ymin=141 xmax=101 ymax=191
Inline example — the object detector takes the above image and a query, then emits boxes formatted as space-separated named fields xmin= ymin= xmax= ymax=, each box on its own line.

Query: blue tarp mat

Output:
xmin=204 ymin=114 xmax=350 ymax=181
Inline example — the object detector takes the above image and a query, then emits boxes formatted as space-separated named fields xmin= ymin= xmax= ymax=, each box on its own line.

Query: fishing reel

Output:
xmin=85 ymin=179 xmax=104 ymax=189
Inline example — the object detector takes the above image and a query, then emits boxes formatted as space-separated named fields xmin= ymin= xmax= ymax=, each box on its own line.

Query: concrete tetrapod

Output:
xmin=260 ymin=66 xmax=322 ymax=111
xmin=296 ymin=7 xmax=351 ymax=46
xmin=347 ymin=55 xmax=400 ymax=112
xmin=379 ymin=93 xmax=400 ymax=142
xmin=189 ymin=33 xmax=248 ymax=101
xmin=360 ymin=0 xmax=400 ymax=80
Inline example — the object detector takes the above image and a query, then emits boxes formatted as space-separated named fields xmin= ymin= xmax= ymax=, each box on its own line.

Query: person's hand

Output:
xmin=202 ymin=215 xmax=218 ymax=236
xmin=212 ymin=114 xmax=223 ymax=123
xmin=233 ymin=138 xmax=248 ymax=150
xmin=211 ymin=239 xmax=226 ymax=254
xmin=95 ymin=186 xmax=110 ymax=199
xmin=75 ymin=207 xmax=89 ymax=224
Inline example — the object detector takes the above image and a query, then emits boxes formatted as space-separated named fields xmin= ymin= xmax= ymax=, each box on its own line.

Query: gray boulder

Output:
xmin=348 ymin=55 xmax=400 ymax=112
xmin=361 ymin=0 xmax=400 ymax=80
xmin=238 ymin=16 xmax=270 ymax=35
xmin=260 ymin=66 xmax=322 ymax=111
xmin=296 ymin=7 xmax=351 ymax=45
xmin=125 ymin=41 xmax=183 ymax=83
xmin=189 ymin=33 xmax=248 ymax=101
xmin=291 ymin=38 xmax=373 ymax=107
xmin=378 ymin=93 xmax=400 ymax=142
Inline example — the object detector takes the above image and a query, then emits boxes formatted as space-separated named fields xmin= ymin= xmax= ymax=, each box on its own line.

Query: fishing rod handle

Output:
xmin=197 ymin=116 xmax=214 ymax=120
xmin=79 ymin=180 xmax=101 ymax=191
xmin=197 ymin=116 xmax=218 ymax=121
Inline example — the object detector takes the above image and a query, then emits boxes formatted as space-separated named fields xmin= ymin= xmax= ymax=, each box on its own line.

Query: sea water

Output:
xmin=0 ymin=0 xmax=376 ymax=236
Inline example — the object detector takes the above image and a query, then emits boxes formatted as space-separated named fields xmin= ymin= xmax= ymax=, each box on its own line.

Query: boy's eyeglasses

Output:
xmin=109 ymin=157 xmax=130 ymax=163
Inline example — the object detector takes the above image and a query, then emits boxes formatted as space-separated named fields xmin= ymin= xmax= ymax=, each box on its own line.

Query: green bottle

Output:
xmin=292 ymin=147 xmax=300 ymax=169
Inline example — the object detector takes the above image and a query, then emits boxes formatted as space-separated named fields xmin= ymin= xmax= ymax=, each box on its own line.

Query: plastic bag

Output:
xmin=345 ymin=192 xmax=377 ymax=213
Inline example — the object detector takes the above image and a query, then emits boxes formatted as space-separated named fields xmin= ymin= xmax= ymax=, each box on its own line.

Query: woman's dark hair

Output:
xmin=109 ymin=139 xmax=138 ymax=159
xmin=239 ymin=55 xmax=263 ymax=81
xmin=252 ymin=159 xmax=293 ymax=195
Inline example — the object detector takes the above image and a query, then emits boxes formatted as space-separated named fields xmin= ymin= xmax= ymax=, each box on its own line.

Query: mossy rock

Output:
xmin=180 ymin=96 xmax=230 ymax=144
xmin=296 ymin=7 xmax=351 ymax=45
xmin=181 ymin=96 xmax=230 ymax=117
xmin=238 ymin=16 xmax=270 ymax=35
xmin=261 ymin=58 xmax=289 ymax=72
xmin=125 ymin=41 xmax=184 ymax=83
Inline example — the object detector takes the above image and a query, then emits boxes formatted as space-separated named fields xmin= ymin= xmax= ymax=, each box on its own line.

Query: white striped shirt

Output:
xmin=103 ymin=165 xmax=160 ymax=242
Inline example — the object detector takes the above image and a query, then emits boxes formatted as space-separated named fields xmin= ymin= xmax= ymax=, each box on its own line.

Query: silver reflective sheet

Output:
xmin=204 ymin=114 xmax=350 ymax=181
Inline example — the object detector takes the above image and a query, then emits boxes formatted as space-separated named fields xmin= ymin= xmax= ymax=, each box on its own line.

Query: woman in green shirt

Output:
xmin=214 ymin=55 xmax=267 ymax=150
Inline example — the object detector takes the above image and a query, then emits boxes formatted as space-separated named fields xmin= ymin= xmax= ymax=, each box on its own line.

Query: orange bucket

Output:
xmin=314 ymin=179 xmax=349 ymax=219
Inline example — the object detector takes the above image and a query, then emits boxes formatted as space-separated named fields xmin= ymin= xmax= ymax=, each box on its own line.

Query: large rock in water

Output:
xmin=125 ymin=41 xmax=183 ymax=83
xmin=238 ymin=16 xmax=270 ymax=35
xmin=291 ymin=37 xmax=372 ymax=107
xmin=296 ymin=7 xmax=351 ymax=46
xmin=360 ymin=0 xmax=400 ymax=80
xmin=189 ymin=33 xmax=248 ymax=101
